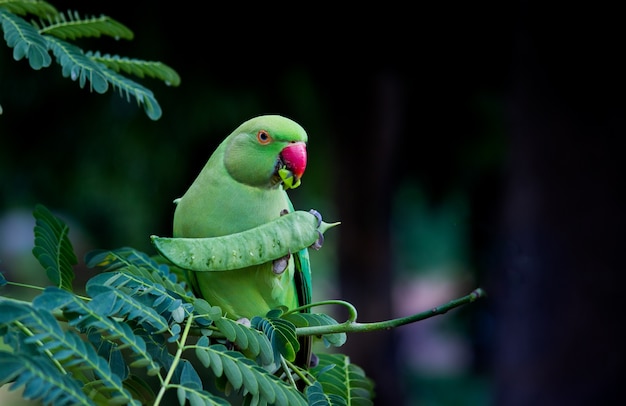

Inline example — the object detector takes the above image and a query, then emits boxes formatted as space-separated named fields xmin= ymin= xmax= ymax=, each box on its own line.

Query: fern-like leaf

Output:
xmin=0 ymin=9 xmax=51 ymax=68
xmin=45 ymin=34 xmax=107 ymax=92
xmin=213 ymin=316 xmax=274 ymax=366
xmin=85 ymin=248 xmax=197 ymax=342
xmin=86 ymin=283 xmax=171 ymax=334
xmin=251 ymin=312 xmax=300 ymax=363
xmin=88 ymin=51 xmax=181 ymax=86
xmin=45 ymin=35 xmax=162 ymax=119
xmin=0 ymin=296 xmax=140 ymax=404
xmin=306 ymin=381 xmax=347 ymax=406
xmin=310 ymin=354 xmax=375 ymax=406
xmin=195 ymin=340 xmax=307 ymax=406
xmin=0 ymin=352 xmax=94 ymax=405
xmin=0 ymin=0 xmax=58 ymax=18
xmin=88 ymin=329 xmax=130 ymax=381
xmin=86 ymin=247 xmax=167 ymax=274
xmin=85 ymin=266 xmax=193 ymax=338
xmin=1 ymin=4 xmax=176 ymax=120
xmin=175 ymin=384 xmax=231 ymax=406
xmin=99 ymin=64 xmax=162 ymax=120
xmin=36 ymin=10 xmax=134 ymax=40
xmin=31 ymin=204 xmax=76 ymax=291
xmin=35 ymin=286 xmax=161 ymax=375
xmin=85 ymin=247 xmax=190 ymax=299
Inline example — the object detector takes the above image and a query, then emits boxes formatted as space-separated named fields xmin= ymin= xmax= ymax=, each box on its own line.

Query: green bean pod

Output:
xmin=151 ymin=210 xmax=339 ymax=272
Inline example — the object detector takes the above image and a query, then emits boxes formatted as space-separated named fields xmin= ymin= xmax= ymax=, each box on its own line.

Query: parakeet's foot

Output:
xmin=308 ymin=209 xmax=324 ymax=250
xmin=273 ymin=209 xmax=293 ymax=272
xmin=272 ymin=253 xmax=291 ymax=274
xmin=309 ymin=209 xmax=322 ymax=227
xmin=310 ymin=232 xmax=324 ymax=250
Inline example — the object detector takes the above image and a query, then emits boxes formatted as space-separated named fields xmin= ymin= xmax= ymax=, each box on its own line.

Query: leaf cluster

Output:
xmin=0 ymin=0 xmax=180 ymax=120
xmin=0 ymin=205 xmax=375 ymax=405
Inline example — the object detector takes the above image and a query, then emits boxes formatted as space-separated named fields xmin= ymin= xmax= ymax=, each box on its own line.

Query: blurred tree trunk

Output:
xmin=333 ymin=71 xmax=405 ymax=405
xmin=491 ymin=4 xmax=626 ymax=404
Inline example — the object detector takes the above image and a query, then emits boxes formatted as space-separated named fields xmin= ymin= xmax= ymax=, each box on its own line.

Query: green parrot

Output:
xmin=172 ymin=114 xmax=313 ymax=368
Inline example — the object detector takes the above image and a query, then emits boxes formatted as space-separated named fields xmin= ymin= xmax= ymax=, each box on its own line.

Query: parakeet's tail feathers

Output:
xmin=292 ymin=249 xmax=312 ymax=374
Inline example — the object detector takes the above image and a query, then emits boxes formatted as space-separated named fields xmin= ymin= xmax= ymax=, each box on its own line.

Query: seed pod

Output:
xmin=151 ymin=210 xmax=339 ymax=272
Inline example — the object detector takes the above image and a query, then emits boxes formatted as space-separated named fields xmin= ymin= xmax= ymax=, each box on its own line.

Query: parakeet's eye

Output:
xmin=257 ymin=130 xmax=272 ymax=144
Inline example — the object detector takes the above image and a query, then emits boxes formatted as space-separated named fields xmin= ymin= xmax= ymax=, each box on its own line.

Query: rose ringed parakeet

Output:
xmin=172 ymin=115 xmax=313 ymax=368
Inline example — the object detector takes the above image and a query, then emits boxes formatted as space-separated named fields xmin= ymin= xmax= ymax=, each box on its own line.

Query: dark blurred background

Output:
xmin=1 ymin=2 xmax=624 ymax=405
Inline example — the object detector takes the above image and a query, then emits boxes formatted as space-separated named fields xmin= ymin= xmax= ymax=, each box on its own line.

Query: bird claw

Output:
xmin=310 ymin=231 xmax=324 ymax=251
xmin=236 ymin=317 xmax=251 ymax=328
xmin=309 ymin=209 xmax=322 ymax=227
xmin=308 ymin=209 xmax=324 ymax=250
xmin=272 ymin=253 xmax=290 ymax=274
xmin=274 ymin=210 xmax=292 ymax=272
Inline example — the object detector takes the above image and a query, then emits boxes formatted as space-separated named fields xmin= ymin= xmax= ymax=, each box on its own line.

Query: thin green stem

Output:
xmin=284 ymin=358 xmax=312 ymax=388
xmin=280 ymin=356 xmax=298 ymax=388
xmin=5 ymin=282 xmax=91 ymax=301
xmin=287 ymin=299 xmax=358 ymax=323
xmin=6 ymin=281 xmax=46 ymax=291
xmin=297 ymin=287 xmax=486 ymax=337
xmin=153 ymin=313 xmax=195 ymax=406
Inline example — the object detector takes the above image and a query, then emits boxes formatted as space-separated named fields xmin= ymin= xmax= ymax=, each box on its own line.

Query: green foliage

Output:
xmin=32 ymin=204 xmax=76 ymax=291
xmin=0 ymin=351 xmax=96 ymax=405
xmin=33 ymin=10 xmax=134 ymax=40
xmin=0 ymin=0 xmax=57 ymax=18
xmin=87 ymin=52 xmax=180 ymax=87
xmin=312 ymin=354 xmax=375 ymax=406
xmin=252 ymin=310 xmax=300 ymax=363
xmin=0 ymin=0 xmax=180 ymax=120
xmin=195 ymin=340 xmax=306 ymax=406
xmin=0 ymin=299 xmax=138 ymax=405
xmin=0 ymin=205 xmax=376 ymax=405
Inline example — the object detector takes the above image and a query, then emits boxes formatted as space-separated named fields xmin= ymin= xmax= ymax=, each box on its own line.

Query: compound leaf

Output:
xmin=31 ymin=204 xmax=76 ymax=291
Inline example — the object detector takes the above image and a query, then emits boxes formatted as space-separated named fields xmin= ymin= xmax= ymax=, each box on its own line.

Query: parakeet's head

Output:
xmin=223 ymin=115 xmax=308 ymax=190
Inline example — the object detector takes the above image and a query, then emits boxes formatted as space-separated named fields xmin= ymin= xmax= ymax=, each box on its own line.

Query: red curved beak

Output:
xmin=280 ymin=142 xmax=307 ymax=180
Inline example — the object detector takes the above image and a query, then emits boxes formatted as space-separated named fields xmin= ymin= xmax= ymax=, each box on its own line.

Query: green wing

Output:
xmin=288 ymin=197 xmax=312 ymax=369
